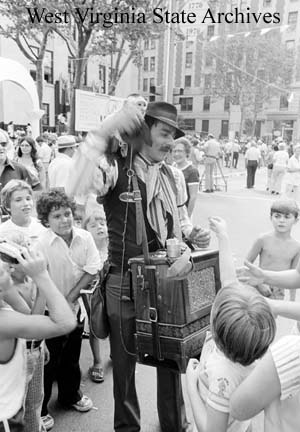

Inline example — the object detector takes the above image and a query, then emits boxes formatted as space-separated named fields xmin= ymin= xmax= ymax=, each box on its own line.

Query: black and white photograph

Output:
xmin=0 ymin=0 xmax=300 ymax=431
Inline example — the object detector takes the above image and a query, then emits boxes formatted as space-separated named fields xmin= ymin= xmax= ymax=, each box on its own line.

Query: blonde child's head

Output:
xmin=211 ymin=284 xmax=276 ymax=366
xmin=1 ymin=179 xmax=33 ymax=214
xmin=83 ymin=208 xmax=107 ymax=243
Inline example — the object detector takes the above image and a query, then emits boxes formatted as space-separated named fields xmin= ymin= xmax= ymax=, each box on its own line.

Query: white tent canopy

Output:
xmin=0 ymin=57 xmax=43 ymax=137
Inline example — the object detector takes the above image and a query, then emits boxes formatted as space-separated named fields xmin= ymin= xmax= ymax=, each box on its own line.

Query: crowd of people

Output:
xmin=1 ymin=94 xmax=300 ymax=432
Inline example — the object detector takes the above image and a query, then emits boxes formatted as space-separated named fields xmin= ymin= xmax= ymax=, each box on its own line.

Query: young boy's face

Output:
xmin=9 ymin=189 xmax=33 ymax=222
xmin=86 ymin=215 xmax=107 ymax=241
xmin=47 ymin=206 xmax=73 ymax=237
xmin=271 ymin=212 xmax=297 ymax=233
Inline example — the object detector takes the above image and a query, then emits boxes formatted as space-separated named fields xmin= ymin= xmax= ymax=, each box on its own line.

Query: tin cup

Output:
xmin=166 ymin=238 xmax=181 ymax=259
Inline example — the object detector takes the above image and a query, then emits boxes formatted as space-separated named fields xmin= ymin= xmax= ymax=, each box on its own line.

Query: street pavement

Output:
xmin=50 ymin=161 xmax=298 ymax=432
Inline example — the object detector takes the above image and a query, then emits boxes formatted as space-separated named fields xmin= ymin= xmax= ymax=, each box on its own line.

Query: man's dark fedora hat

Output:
xmin=145 ymin=102 xmax=185 ymax=139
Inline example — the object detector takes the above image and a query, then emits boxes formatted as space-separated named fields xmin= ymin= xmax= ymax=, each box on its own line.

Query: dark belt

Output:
xmin=26 ymin=339 xmax=43 ymax=350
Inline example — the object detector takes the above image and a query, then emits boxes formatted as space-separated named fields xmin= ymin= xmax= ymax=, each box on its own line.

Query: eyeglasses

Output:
xmin=0 ymin=142 xmax=7 ymax=147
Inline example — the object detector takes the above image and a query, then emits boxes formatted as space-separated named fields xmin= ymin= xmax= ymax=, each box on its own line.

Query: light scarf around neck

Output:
xmin=134 ymin=154 xmax=182 ymax=246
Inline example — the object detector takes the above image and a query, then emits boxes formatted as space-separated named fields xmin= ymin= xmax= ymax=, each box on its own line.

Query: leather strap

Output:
xmin=131 ymin=172 xmax=162 ymax=360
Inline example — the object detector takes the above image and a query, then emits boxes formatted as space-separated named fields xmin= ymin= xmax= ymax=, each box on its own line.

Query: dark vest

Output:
xmin=102 ymin=155 xmax=175 ymax=270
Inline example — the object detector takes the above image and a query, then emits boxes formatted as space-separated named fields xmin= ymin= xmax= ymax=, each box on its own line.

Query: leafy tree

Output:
xmin=208 ymin=31 xmax=294 ymax=136
xmin=50 ymin=0 xmax=164 ymax=133
xmin=0 ymin=0 xmax=57 ymax=108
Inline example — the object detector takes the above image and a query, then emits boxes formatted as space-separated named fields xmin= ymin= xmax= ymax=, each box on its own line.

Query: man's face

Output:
xmin=9 ymin=189 xmax=33 ymax=223
xmin=48 ymin=206 xmax=73 ymax=238
xmin=143 ymin=121 xmax=176 ymax=163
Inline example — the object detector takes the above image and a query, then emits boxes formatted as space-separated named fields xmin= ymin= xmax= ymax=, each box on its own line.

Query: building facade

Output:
xmin=0 ymin=27 xmax=139 ymax=133
xmin=138 ymin=0 xmax=300 ymax=142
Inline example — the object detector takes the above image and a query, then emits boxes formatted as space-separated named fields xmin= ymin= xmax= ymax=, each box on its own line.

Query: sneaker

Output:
xmin=41 ymin=414 xmax=54 ymax=431
xmin=72 ymin=395 xmax=93 ymax=412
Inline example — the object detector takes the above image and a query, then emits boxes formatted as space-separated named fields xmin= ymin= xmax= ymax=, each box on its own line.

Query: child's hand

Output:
xmin=17 ymin=249 xmax=47 ymax=279
xmin=209 ymin=216 xmax=228 ymax=236
xmin=186 ymin=358 xmax=200 ymax=390
xmin=239 ymin=260 xmax=266 ymax=286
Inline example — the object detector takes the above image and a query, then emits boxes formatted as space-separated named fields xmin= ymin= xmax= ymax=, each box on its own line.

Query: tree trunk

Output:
xmin=36 ymin=61 xmax=43 ymax=109
xmin=69 ymin=54 xmax=87 ymax=134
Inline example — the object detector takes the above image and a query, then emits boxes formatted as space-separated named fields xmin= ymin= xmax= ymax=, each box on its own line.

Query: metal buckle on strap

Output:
xmin=149 ymin=307 xmax=158 ymax=323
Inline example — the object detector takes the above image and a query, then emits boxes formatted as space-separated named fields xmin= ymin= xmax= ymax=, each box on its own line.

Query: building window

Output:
xmin=186 ymin=41 xmax=194 ymax=50
xmin=207 ymin=25 xmax=215 ymax=38
xmin=185 ymin=75 xmax=192 ymax=87
xmin=143 ymin=78 xmax=148 ymax=92
xmin=68 ymin=57 xmax=75 ymax=83
xmin=203 ymin=96 xmax=210 ymax=111
xmin=150 ymin=57 xmax=155 ymax=72
xmin=202 ymin=119 xmax=209 ymax=134
xmin=179 ymin=97 xmax=193 ymax=111
xmin=288 ymin=11 xmax=298 ymax=24
xmin=221 ymin=120 xmax=229 ymax=137
xmin=181 ymin=119 xmax=195 ymax=131
xmin=143 ymin=57 xmax=148 ymax=72
xmin=286 ymin=40 xmax=295 ymax=50
xmin=150 ymin=39 xmax=156 ymax=49
xmin=149 ymin=77 xmax=155 ymax=92
xmin=226 ymin=72 xmax=233 ymax=88
xmin=224 ymin=96 xmax=230 ymax=112
xmin=98 ymin=64 xmax=106 ymax=93
xmin=44 ymin=50 xmax=53 ymax=84
xmin=144 ymin=40 xmax=149 ymax=50
xmin=185 ymin=52 xmax=193 ymax=68
xmin=205 ymin=54 xmax=213 ymax=67
xmin=42 ymin=103 xmax=50 ymax=126
xmin=204 ymin=74 xmax=212 ymax=89
xmin=279 ymin=95 xmax=289 ymax=110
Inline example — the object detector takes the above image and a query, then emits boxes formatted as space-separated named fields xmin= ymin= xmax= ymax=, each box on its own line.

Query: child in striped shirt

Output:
xmin=186 ymin=217 xmax=276 ymax=432
xmin=230 ymin=300 xmax=300 ymax=432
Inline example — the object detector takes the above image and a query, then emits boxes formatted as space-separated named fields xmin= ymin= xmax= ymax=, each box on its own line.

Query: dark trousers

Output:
xmin=246 ymin=160 xmax=258 ymax=188
xmin=41 ymin=320 xmax=84 ymax=416
xmin=106 ymin=273 xmax=189 ymax=432
xmin=232 ymin=152 xmax=239 ymax=168
xmin=0 ymin=409 xmax=24 ymax=432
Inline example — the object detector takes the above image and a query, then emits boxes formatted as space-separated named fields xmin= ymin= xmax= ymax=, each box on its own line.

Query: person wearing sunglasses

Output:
xmin=0 ymin=129 xmax=40 ymax=192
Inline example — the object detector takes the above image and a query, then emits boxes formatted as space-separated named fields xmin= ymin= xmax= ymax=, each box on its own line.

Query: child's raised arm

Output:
xmin=209 ymin=217 xmax=238 ymax=287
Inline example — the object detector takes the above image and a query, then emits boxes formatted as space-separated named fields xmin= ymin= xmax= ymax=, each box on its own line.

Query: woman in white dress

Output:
xmin=285 ymin=144 xmax=300 ymax=202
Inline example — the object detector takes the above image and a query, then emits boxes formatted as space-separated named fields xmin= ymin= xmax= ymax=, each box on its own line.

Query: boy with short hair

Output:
xmin=246 ymin=198 xmax=300 ymax=301
xmin=36 ymin=189 xmax=101 ymax=431
xmin=186 ymin=216 xmax=276 ymax=432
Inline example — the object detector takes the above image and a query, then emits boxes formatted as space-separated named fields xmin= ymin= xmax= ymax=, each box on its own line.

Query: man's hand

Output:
xmin=209 ymin=216 xmax=228 ymax=237
xmin=188 ymin=225 xmax=210 ymax=248
xmin=237 ymin=260 xmax=266 ymax=286
xmin=167 ymin=247 xmax=192 ymax=279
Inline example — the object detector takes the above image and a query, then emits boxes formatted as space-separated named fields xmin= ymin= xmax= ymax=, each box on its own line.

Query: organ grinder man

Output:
xmin=66 ymin=101 xmax=210 ymax=432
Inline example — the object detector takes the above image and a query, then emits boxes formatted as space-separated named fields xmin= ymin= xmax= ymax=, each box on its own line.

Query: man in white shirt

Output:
xmin=245 ymin=142 xmax=261 ymax=188
xmin=203 ymin=134 xmax=221 ymax=193
xmin=48 ymin=135 xmax=77 ymax=190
